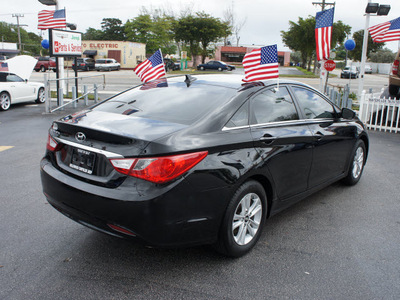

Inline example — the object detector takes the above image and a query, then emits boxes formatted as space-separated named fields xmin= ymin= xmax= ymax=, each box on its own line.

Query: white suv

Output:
xmin=95 ymin=58 xmax=120 ymax=71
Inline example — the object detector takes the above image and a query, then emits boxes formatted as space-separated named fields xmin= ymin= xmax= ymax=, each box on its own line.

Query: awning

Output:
xmin=83 ymin=50 xmax=97 ymax=56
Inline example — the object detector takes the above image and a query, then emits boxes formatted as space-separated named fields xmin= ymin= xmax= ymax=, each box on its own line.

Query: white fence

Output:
xmin=358 ymin=89 xmax=400 ymax=133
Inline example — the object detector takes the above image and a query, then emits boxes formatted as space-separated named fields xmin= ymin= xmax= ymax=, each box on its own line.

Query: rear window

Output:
xmin=93 ymin=80 xmax=237 ymax=125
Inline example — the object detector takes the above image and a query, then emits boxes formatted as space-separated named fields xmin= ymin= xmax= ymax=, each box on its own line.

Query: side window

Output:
xmin=250 ymin=87 xmax=299 ymax=125
xmin=292 ymin=86 xmax=335 ymax=119
xmin=225 ymin=101 xmax=249 ymax=128
xmin=7 ymin=74 xmax=24 ymax=82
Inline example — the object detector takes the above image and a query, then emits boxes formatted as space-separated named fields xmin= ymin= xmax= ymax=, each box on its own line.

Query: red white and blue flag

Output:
xmin=0 ymin=62 xmax=8 ymax=72
xmin=38 ymin=9 xmax=66 ymax=30
xmin=242 ymin=44 xmax=279 ymax=82
xmin=369 ymin=17 xmax=400 ymax=43
xmin=134 ymin=49 xmax=166 ymax=83
xmin=315 ymin=8 xmax=334 ymax=61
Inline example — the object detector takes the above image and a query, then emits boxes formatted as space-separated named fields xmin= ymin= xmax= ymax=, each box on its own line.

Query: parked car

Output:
xmin=34 ymin=56 xmax=56 ymax=72
xmin=389 ymin=49 xmax=400 ymax=96
xmin=340 ymin=66 xmax=359 ymax=79
xmin=364 ymin=65 xmax=372 ymax=74
xmin=72 ymin=58 xmax=95 ymax=71
xmin=40 ymin=74 xmax=368 ymax=257
xmin=95 ymin=58 xmax=120 ymax=71
xmin=0 ymin=72 xmax=45 ymax=111
xmin=164 ymin=58 xmax=180 ymax=71
xmin=197 ymin=60 xmax=236 ymax=71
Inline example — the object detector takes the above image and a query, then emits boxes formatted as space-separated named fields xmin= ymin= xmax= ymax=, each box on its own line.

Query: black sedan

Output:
xmin=40 ymin=75 xmax=368 ymax=257
xmin=197 ymin=60 xmax=236 ymax=71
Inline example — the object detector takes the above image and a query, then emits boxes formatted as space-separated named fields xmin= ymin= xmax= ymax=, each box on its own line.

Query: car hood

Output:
xmin=4 ymin=55 xmax=37 ymax=80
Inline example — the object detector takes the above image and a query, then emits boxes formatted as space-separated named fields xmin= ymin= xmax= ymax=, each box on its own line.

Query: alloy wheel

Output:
xmin=232 ymin=193 xmax=262 ymax=246
xmin=0 ymin=93 xmax=11 ymax=110
xmin=352 ymin=146 xmax=364 ymax=179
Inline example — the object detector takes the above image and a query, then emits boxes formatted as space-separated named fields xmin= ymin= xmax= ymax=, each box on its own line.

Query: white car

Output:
xmin=0 ymin=56 xmax=45 ymax=111
xmin=95 ymin=58 xmax=120 ymax=71
xmin=364 ymin=65 xmax=372 ymax=74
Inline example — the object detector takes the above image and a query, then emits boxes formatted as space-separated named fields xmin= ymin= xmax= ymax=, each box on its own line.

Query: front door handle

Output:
xmin=259 ymin=135 xmax=277 ymax=145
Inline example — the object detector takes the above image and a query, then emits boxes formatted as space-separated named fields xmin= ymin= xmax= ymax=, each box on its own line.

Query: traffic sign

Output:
xmin=324 ymin=60 xmax=336 ymax=72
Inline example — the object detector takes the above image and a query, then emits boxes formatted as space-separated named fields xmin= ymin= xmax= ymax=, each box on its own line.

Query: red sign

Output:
xmin=324 ymin=60 xmax=336 ymax=72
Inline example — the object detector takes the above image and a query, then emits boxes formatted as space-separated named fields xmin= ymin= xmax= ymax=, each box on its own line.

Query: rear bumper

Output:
xmin=40 ymin=157 xmax=229 ymax=247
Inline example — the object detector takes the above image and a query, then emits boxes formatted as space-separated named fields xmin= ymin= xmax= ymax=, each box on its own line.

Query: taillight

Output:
xmin=46 ymin=134 xmax=60 ymax=151
xmin=80 ymin=63 xmax=85 ymax=66
xmin=393 ymin=60 xmax=399 ymax=75
xmin=110 ymin=151 xmax=208 ymax=184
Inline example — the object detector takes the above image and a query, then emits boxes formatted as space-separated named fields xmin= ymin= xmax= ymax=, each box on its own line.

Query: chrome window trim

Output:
xmin=222 ymin=118 xmax=335 ymax=131
xmin=55 ymin=138 xmax=124 ymax=158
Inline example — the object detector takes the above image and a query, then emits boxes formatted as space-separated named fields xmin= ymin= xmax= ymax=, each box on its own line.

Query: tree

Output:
xmin=350 ymin=30 xmax=384 ymax=61
xmin=82 ymin=27 xmax=103 ymax=40
xmin=281 ymin=16 xmax=315 ymax=70
xmin=223 ymin=4 xmax=246 ymax=46
xmin=0 ymin=21 xmax=42 ymax=55
xmin=174 ymin=13 xmax=230 ymax=65
xmin=125 ymin=12 xmax=176 ymax=55
xmin=281 ymin=16 xmax=351 ymax=70
xmin=369 ymin=48 xmax=395 ymax=63
xmin=101 ymin=18 xmax=125 ymax=40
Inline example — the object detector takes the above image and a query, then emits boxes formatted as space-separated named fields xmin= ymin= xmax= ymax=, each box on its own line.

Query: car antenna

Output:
xmin=184 ymin=74 xmax=197 ymax=87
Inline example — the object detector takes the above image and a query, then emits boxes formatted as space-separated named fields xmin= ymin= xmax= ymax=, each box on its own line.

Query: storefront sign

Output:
xmin=49 ymin=29 xmax=82 ymax=57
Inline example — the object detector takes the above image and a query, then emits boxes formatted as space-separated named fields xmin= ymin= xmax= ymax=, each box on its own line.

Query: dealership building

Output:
xmin=81 ymin=40 xmax=146 ymax=69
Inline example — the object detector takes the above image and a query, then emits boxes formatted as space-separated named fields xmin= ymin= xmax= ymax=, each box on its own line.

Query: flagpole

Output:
xmin=357 ymin=0 xmax=371 ymax=99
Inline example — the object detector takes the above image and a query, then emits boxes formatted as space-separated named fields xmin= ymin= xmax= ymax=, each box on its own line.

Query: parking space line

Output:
xmin=0 ymin=146 xmax=14 ymax=152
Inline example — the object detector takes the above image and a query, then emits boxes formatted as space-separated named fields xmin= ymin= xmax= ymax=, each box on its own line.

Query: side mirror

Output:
xmin=341 ymin=107 xmax=356 ymax=119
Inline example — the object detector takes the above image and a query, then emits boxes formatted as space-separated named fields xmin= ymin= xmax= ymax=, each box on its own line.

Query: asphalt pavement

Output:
xmin=0 ymin=99 xmax=400 ymax=299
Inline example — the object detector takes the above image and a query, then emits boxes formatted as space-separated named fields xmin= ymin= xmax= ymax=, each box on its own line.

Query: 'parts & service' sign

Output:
xmin=49 ymin=29 xmax=82 ymax=57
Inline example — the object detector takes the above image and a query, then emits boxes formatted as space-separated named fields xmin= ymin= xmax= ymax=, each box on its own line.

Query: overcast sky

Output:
xmin=1 ymin=0 xmax=399 ymax=52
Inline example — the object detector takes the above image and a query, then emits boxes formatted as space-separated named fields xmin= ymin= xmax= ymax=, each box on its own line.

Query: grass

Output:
xmin=51 ymin=91 xmax=95 ymax=100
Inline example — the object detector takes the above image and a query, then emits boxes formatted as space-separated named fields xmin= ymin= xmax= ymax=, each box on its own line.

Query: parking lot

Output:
xmin=1 ymin=83 xmax=399 ymax=299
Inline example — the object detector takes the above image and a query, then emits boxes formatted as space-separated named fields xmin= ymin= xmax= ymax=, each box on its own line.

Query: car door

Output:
xmin=6 ymin=74 xmax=35 ymax=102
xmin=290 ymin=85 xmax=356 ymax=188
xmin=249 ymin=85 xmax=314 ymax=200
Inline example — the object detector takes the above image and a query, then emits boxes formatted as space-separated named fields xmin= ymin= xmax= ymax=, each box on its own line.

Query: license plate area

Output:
xmin=69 ymin=148 xmax=96 ymax=174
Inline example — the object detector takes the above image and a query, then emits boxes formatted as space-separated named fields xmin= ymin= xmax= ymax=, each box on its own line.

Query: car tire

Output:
xmin=388 ymin=85 xmax=399 ymax=97
xmin=342 ymin=140 xmax=366 ymax=186
xmin=200 ymin=66 xmax=204 ymax=71
xmin=35 ymin=87 xmax=45 ymax=104
xmin=52 ymin=69 xmax=56 ymax=72
xmin=0 ymin=92 xmax=11 ymax=111
xmin=218 ymin=67 xmax=223 ymax=71
xmin=40 ymin=65 xmax=46 ymax=72
xmin=215 ymin=180 xmax=267 ymax=257
xmin=35 ymin=69 xmax=40 ymax=72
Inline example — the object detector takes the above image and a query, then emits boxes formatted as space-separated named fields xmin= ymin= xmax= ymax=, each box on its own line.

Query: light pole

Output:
xmin=357 ymin=1 xmax=391 ymax=98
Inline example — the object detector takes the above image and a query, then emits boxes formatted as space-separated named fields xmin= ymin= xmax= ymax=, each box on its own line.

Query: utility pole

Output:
xmin=312 ymin=0 xmax=335 ymax=11
xmin=12 ymin=14 xmax=24 ymax=52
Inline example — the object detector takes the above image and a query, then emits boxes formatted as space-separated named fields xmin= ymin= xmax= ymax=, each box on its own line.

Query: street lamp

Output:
xmin=358 ymin=1 xmax=390 ymax=98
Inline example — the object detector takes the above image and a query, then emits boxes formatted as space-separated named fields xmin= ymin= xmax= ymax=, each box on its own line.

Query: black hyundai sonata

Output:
xmin=40 ymin=74 xmax=368 ymax=257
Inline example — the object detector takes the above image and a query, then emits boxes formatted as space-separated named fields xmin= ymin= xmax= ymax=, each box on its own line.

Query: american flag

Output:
xmin=242 ymin=45 xmax=279 ymax=82
xmin=134 ymin=49 xmax=166 ymax=83
xmin=140 ymin=77 xmax=168 ymax=90
xmin=369 ymin=17 xmax=400 ymax=43
xmin=38 ymin=9 xmax=66 ymax=30
xmin=315 ymin=8 xmax=334 ymax=61
xmin=0 ymin=62 xmax=8 ymax=72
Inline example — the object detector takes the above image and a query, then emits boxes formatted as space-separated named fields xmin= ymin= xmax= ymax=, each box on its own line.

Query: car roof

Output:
xmin=165 ymin=74 xmax=313 ymax=91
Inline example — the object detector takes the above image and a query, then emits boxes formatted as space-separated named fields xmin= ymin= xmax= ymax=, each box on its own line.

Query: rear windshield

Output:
xmin=92 ymin=80 xmax=237 ymax=125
